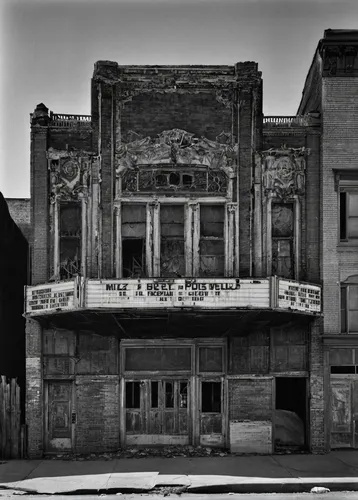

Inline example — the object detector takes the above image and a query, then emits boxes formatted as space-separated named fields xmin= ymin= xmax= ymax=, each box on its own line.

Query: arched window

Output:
xmin=341 ymin=275 xmax=358 ymax=333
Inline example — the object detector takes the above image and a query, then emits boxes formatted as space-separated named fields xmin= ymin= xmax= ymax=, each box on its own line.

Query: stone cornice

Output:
xmin=46 ymin=147 xmax=96 ymax=160
xmin=93 ymin=62 xmax=262 ymax=108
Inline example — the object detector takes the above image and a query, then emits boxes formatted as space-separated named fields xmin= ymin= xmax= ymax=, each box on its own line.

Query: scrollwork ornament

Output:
xmin=48 ymin=149 xmax=92 ymax=203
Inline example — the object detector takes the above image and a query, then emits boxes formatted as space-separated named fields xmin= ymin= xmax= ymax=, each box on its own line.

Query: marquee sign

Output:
xmin=277 ymin=279 xmax=321 ymax=313
xmin=24 ymin=277 xmax=321 ymax=315
xmin=86 ymin=279 xmax=271 ymax=310
xmin=25 ymin=280 xmax=78 ymax=314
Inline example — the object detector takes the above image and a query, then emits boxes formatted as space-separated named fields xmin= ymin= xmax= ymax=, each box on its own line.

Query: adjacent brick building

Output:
xmin=24 ymin=29 xmax=357 ymax=457
xmin=298 ymin=29 xmax=358 ymax=450
xmin=0 ymin=193 xmax=29 ymax=413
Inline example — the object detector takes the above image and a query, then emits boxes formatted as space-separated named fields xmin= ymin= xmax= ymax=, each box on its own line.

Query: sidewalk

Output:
xmin=1 ymin=451 xmax=358 ymax=494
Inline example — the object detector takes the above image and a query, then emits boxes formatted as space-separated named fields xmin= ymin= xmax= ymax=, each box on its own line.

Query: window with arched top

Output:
xmin=341 ymin=275 xmax=358 ymax=333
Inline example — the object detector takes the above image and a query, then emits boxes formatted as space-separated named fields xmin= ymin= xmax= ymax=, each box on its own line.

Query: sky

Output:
xmin=1 ymin=0 xmax=358 ymax=199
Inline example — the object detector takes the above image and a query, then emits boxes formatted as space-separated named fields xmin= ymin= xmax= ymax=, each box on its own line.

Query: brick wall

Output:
xmin=321 ymin=77 xmax=358 ymax=335
xmin=229 ymin=378 xmax=272 ymax=420
xmin=309 ymin=317 xmax=326 ymax=452
xmin=6 ymin=198 xmax=31 ymax=242
xmin=121 ymin=92 xmax=232 ymax=140
xmin=31 ymin=128 xmax=49 ymax=285
xmin=49 ymin=129 xmax=92 ymax=151
xmin=75 ymin=376 xmax=120 ymax=453
xmin=98 ymin=84 xmax=114 ymax=278
xmin=26 ymin=319 xmax=43 ymax=458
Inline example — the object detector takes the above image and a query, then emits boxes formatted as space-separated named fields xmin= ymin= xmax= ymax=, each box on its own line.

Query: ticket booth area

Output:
xmin=120 ymin=339 xmax=226 ymax=447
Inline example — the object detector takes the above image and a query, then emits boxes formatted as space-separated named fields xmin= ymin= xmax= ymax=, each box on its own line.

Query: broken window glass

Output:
xmin=179 ymin=382 xmax=188 ymax=409
xmin=160 ymin=205 xmax=185 ymax=277
xmin=165 ymin=381 xmax=174 ymax=408
xmin=59 ymin=202 xmax=81 ymax=279
xmin=272 ymin=203 xmax=294 ymax=279
xmin=122 ymin=204 xmax=146 ymax=277
xmin=199 ymin=205 xmax=225 ymax=277
xmin=151 ymin=381 xmax=159 ymax=408
xmin=201 ymin=382 xmax=221 ymax=413
xmin=126 ymin=381 xmax=140 ymax=409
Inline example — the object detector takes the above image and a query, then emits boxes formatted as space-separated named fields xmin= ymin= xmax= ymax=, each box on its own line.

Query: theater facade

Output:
xmin=26 ymin=30 xmax=358 ymax=457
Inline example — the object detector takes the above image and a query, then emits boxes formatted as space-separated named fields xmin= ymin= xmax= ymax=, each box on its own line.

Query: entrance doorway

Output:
xmin=275 ymin=377 xmax=307 ymax=451
xmin=45 ymin=381 xmax=74 ymax=452
xmin=330 ymin=377 xmax=358 ymax=449
xmin=200 ymin=379 xmax=224 ymax=447
xmin=125 ymin=379 xmax=190 ymax=446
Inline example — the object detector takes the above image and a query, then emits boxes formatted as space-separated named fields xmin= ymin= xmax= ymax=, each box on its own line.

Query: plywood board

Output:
xmin=230 ymin=420 xmax=272 ymax=453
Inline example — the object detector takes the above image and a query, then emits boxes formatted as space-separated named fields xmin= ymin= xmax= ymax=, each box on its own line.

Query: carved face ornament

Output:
xmin=275 ymin=157 xmax=294 ymax=180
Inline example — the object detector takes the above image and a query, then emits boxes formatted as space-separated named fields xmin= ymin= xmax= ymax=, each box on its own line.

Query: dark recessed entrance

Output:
xmin=275 ymin=377 xmax=307 ymax=451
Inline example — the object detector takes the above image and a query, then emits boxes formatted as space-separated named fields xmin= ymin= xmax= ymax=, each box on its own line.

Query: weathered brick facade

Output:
xmin=298 ymin=29 xmax=358 ymax=450
xmin=25 ymin=29 xmax=358 ymax=456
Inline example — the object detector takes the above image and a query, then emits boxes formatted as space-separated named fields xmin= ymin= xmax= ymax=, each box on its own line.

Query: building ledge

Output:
xmin=263 ymin=115 xmax=320 ymax=128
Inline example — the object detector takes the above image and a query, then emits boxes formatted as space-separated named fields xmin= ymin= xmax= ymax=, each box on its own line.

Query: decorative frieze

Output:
xmin=260 ymin=145 xmax=309 ymax=200
xmin=116 ymin=128 xmax=238 ymax=176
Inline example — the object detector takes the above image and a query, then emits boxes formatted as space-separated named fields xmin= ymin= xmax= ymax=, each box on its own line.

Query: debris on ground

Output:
xmin=310 ymin=486 xmax=331 ymax=494
xmin=46 ymin=446 xmax=231 ymax=460
xmin=44 ymin=445 xmax=309 ymax=461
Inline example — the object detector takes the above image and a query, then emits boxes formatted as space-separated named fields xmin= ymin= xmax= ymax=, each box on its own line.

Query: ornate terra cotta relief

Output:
xmin=116 ymin=129 xmax=238 ymax=179
xmin=260 ymin=145 xmax=309 ymax=200
xmin=47 ymin=148 xmax=93 ymax=203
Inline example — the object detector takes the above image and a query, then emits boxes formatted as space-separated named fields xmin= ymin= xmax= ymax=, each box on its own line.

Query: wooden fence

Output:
xmin=0 ymin=376 xmax=26 ymax=459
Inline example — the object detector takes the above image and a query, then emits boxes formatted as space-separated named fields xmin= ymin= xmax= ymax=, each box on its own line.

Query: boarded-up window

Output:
xmin=125 ymin=347 xmax=192 ymax=371
xmin=272 ymin=203 xmax=294 ymax=279
xmin=76 ymin=333 xmax=118 ymax=375
xmin=229 ymin=378 xmax=272 ymax=421
xmin=230 ymin=331 xmax=270 ymax=374
xmin=199 ymin=205 xmax=225 ymax=277
xmin=59 ymin=203 xmax=81 ymax=279
xmin=271 ymin=327 xmax=307 ymax=372
xmin=122 ymin=204 xmax=146 ymax=278
xmin=160 ymin=205 xmax=185 ymax=277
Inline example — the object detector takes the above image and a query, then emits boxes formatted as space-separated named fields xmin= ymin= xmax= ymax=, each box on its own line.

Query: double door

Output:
xmin=125 ymin=379 xmax=190 ymax=445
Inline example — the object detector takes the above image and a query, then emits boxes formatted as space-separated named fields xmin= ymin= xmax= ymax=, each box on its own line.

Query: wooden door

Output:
xmin=331 ymin=379 xmax=353 ymax=448
xmin=199 ymin=378 xmax=224 ymax=447
xmin=331 ymin=378 xmax=358 ymax=449
xmin=161 ymin=380 xmax=189 ymax=437
xmin=46 ymin=382 xmax=73 ymax=452
xmin=125 ymin=380 xmax=145 ymax=435
xmin=126 ymin=379 xmax=190 ymax=445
